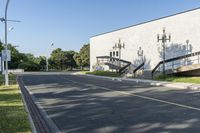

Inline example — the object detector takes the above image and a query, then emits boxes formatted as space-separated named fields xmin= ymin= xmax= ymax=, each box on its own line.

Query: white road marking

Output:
xmin=102 ymin=87 xmax=200 ymax=111
xmin=60 ymin=75 xmax=200 ymax=112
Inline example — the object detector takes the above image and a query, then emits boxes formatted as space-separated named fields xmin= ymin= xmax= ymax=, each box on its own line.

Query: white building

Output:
xmin=90 ymin=8 xmax=200 ymax=77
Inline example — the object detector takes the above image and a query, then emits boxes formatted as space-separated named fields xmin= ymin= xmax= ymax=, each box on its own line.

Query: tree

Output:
xmin=49 ymin=48 xmax=78 ymax=70
xmin=74 ymin=44 xmax=90 ymax=70
xmin=18 ymin=61 xmax=40 ymax=71
xmin=50 ymin=48 xmax=66 ymax=70
xmin=64 ymin=50 xmax=77 ymax=70
xmin=74 ymin=52 xmax=82 ymax=69
xmin=7 ymin=44 xmax=26 ymax=69
xmin=0 ymin=40 xmax=4 ymax=51
xmin=36 ymin=56 xmax=46 ymax=70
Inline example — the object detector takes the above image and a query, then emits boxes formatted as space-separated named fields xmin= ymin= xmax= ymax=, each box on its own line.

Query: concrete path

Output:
xmin=18 ymin=73 xmax=200 ymax=133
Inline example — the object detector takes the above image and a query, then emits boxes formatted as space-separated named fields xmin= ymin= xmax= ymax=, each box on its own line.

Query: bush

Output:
xmin=18 ymin=61 xmax=40 ymax=71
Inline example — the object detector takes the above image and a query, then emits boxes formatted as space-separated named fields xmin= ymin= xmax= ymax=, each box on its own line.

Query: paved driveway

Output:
xmin=18 ymin=73 xmax=200 ymax=133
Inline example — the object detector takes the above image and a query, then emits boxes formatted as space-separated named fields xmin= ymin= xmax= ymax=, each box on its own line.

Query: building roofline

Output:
xmin=91 ymin=7 xmax=200 ymax=38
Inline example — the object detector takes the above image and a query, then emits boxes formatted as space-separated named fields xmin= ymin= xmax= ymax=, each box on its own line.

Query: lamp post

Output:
xmin=185 ymin=40 xmax=192 ymax=65
xmin=4 ymin=0 xmax=10 ymax=86
xmin=46 ymin=43 xmax=54 ymax=71
xmin=137 ymin=47 xmax=144 ymax=63
xmin=0 ymin=0 xmax=20 ymax=85
xmin=185 ymin=40 xmax=189 ymax=65
xmin=157 ymin=27 xmax=171 ymax=76
xmin=113 ymin=39 xmax=125 ymax=72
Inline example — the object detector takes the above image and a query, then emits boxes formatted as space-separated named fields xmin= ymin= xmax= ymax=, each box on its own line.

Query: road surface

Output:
xmin=18 ymin=73 xmax=200 ymax=133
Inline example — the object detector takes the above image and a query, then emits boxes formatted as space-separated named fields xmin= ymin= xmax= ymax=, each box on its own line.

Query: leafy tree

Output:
xmin=7 ymin=44 xmax=26 ymax=69
xmin=0 ymin=41 xmax=4 ymax=51
xmin=50 ymin=48 xmax=66 ymax=70
xmin=35 ymin=56 xmax=46 ymax=70
xmin=74 ymin=44 xmax=90 ymax=70
xmin=18 ymin=61 xmax=40 ymax=71
xmin=74 ymin=52 xmax=82 ymax=69
xmin=64 ymin=50 xmax=77 ymax=70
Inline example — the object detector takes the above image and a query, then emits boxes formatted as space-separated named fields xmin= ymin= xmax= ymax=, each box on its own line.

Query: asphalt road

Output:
xmin=18 ymin=73 xmax=200 ymax=133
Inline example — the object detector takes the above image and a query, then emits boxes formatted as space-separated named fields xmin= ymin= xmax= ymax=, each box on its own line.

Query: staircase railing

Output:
xmin=96 ymin=56 xmax=131 ymax=75
xmin=119 ymin=62 xmax=131 ymax=75
xmin=152 ymin=51 xmax=200 ymax=78
xmin=133 ymin=62 xmax=145 ymax=77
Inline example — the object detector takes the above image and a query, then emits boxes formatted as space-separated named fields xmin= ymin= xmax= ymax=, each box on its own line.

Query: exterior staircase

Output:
xmin=96 ymin=56 xmax=131 ymax=75
xmin=152 ymin=51 xmax=200 ymax=78
xmin=134 ymin=70 xmax=152 ymax=79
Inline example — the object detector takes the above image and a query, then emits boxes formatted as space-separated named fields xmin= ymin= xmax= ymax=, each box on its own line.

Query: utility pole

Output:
xmin=157 ymin=28 xmax=171 ymax=76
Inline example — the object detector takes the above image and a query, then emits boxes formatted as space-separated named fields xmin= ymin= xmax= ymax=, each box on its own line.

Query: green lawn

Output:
xmin=154 ymin=75 xmax=200 ymax=84
xmin=86 ymin=70 xmax=120 ymax=77
xmin=0 ymin=74 xmax=31 ymax=133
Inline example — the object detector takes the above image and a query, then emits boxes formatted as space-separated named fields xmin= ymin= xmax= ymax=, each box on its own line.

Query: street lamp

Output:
xmin=185 ymin=40 xmax=192 ymax=65
xmin=137 ymin=47 xmax=144 ymax=63
xmin=113 ymin=39 xmax=125 ymax=72
xmin=46 ymin=43 xmax=54 ymax=71
xmin=157 ymin=27 xmax=171 ymax=76
xmin=4 ymin=0 xmax=10 ymax=86
xmin=0 ymin=0 xmax=20 ymax=85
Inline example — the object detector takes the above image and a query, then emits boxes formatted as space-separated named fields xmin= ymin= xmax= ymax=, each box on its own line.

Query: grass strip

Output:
xmin=0 ymin=74 xmax=31 ymax=133
xmin=154 ymin=75 xmax=200 ymax=84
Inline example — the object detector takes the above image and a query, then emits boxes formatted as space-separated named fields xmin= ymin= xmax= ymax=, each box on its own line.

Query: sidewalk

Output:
xmin=75 ymin=73 xmax=200 ymax=90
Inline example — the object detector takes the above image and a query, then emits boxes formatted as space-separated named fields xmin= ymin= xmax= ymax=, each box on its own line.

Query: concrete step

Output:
xmin=135 ymin=70 xmax=152 ymax=79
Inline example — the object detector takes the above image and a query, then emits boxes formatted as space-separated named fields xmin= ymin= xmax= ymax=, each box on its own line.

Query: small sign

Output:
xmin=2 ymin=50 xmax=11 ymax=61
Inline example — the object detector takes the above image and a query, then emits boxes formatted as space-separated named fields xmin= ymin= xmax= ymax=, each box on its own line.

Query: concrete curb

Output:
xmin=18 ymin=76 xmax=62 ymax=133
xmin=18 ymin=80 xmax=37 ymax=133
xmin=78 ymin=74 xmax=200 ymax=90
xmin=28 ymin=91 xmax=62 ymax=133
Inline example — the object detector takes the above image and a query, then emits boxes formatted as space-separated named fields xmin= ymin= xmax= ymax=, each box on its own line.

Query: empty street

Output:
xmin=17 ymin=73 xmax=200 ymax=133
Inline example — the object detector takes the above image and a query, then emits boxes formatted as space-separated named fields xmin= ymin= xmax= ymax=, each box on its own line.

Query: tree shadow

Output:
xmin=20 ymin=74 xmax=200 ymax=133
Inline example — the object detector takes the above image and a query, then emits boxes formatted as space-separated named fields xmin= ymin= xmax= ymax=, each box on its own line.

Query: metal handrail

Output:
xmin=119 ymin=62 xmax=131 ymax=75
xmin=96 ymin=56 xmax=131 ymax=64
xmin=133 ymin=62 xmax=145 ymax=74
xmin=96 ymin=56 xmax=131 ymax=75
xmin=152 ymin=51 xmax=200 ymax=78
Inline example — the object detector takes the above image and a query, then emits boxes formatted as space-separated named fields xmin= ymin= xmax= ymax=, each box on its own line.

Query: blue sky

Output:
xmin=0 ymin=0 xmax=200 ymax=56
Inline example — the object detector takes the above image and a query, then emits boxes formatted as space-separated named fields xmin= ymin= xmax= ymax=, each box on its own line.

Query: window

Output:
xmin=113 ymin=51 xmax=115 ymax=56
xmin=116 ymin=51 xmax=119 ymax=57
xmin=110 ymin=52 xmax=112 ymax=57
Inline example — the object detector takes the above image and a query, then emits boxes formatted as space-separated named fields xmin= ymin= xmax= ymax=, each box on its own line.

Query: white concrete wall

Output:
xmin=90 ymin=8 xmax=200 ymax=71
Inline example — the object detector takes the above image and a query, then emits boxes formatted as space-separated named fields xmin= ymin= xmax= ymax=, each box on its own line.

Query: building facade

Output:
xmin=90 ymin=8 xmax=200 ymax=74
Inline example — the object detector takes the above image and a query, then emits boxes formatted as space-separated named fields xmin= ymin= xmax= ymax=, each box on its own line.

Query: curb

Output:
xmin=17 ymin=76 xmax=61 ymax=133
xmin=28 ymin=91 xmax=62 ymax=133
xmin=17 ymin=77 xmax=37 ymax=133
xmin=80 ymin=74 xmax=200 ymax=90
